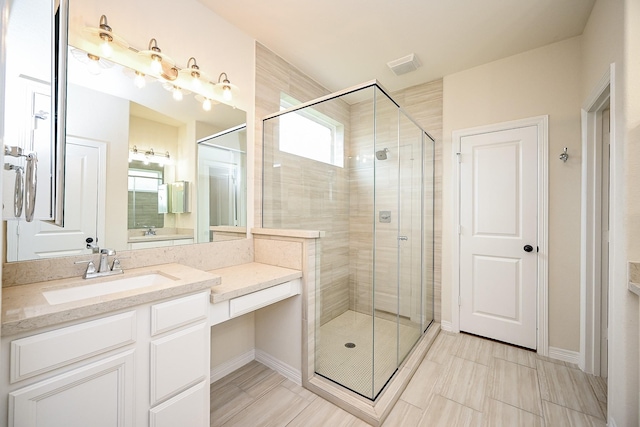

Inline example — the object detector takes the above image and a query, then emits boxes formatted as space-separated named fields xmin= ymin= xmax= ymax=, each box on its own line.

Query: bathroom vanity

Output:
xmin=0 ymin=261 xmax=303 ymax=427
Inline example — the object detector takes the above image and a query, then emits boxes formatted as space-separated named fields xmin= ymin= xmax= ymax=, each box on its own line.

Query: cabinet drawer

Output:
xmin=149 ymin=380 xmax=208 ymax=427
xmin=150 ymin=322 xmax=208 ymax=405
xmin=151 ymin=292 xmax=208 ymax=336
xmin=229 ymin=279 xmax=301 ymax=318
xmin=10 ymin=311 xmax=136 ymax=383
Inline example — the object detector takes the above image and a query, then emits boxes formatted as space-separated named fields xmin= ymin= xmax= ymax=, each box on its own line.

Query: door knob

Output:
xmin=524 ymin=245 xmax=534 ymax=252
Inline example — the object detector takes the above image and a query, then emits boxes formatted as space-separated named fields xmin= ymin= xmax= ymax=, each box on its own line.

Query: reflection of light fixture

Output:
xmin=134 ymin=71 xmax=146 ymax=88
xmin=129 ymin=145 xmax=171 ymax=165
xmin=195 ymin=94 xmax=217 ymax=112
xmin=172 ymin=86 xmax=183 ymax=101
xmin=162 ymin=82 xmax=191 ymax=101
xmin=71 ymin=48 xmax=114 ymax=75
xmin=216 ymin=72 xmax=235 ymax=101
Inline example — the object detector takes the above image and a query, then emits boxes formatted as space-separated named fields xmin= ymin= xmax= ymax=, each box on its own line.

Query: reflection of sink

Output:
xmin=43 ymin=273 xmax=176 ymax=305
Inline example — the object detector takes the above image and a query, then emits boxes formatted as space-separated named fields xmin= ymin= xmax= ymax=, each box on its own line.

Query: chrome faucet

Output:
xmin=143 ymin=226 xmax=157 ymax=236
xmin=75 ymin=248 xmax=124 ymax=279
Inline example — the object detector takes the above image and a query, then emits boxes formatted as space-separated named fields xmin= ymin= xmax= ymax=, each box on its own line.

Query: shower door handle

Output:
xmin=398 ymin=236 xmax=408 ymax=241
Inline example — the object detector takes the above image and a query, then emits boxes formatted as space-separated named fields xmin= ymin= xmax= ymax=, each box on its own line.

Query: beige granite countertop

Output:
xmin=208 ymin=262 xmax=302 ymax=304
xmin=2 ymin=263 xmax=221 ymax=336
xmin=629 ymin=262 xmax=640 ymax=297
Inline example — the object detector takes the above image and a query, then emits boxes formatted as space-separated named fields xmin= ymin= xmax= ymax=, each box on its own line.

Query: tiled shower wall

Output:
xmin=256 ymin=43 xmax=352 ymax=325
xmin=348 ymin=82 xmax=443 ymax=322
xmin=255 ymin=43 xmax=443 ymax=325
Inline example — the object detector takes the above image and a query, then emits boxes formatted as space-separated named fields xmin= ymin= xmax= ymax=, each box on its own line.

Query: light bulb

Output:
xmin=192 ymin=74 xmax=202 ymax=90
xmin=87 ymin=55 xmax=102 ymax=75
xmin=223 ymin=85 xmax=232 ymax=101
xmin=134 ymin=72 xmax=146 ymax=88
xmin=150 ymin=58 xmax=162 ymax=74
xmin=172 ymin=86 xmax=183 ymax=101
xmin=202 ymin=98 xmax=212 ymax=111
xmin=143 ymin=158 xmax=150 ymax=165
xmin=100 ymin=39 xmax=113 ymax=58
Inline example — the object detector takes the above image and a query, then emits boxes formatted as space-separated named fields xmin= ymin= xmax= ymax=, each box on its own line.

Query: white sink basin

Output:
xmin=43 ymin=273 xmax=176 ymax=305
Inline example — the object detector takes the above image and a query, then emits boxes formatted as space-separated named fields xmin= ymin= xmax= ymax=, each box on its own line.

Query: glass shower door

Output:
xmin=397 ymin=111 xmax=424 ymax=364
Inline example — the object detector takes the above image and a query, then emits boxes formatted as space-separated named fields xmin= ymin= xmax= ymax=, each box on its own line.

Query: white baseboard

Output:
xmin=548 ymin=346 xmax=580 ymax=366
xmin=440 ymin=320 xmax=454 ymax=332
xmin=210 ymin=350 xmax=255 ymax=384
xmin=255 ymin=349 xmax=302 ymax=386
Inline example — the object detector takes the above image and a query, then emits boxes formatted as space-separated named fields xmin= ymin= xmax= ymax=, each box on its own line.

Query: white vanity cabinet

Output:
xmin=148 ymin=292 xmax=210 ymax=427
xmin=4 ymin=311 xmax=138 ymax=426
xmin=1 ymin=291 xmax=211 ymax=427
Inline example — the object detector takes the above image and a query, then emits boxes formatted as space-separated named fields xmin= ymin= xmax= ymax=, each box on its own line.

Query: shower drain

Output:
xmin=344 ymin=342 xmax=356 ymax=349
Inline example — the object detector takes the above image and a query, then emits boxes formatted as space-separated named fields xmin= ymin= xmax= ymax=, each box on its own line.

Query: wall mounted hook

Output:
xmin=559 ymin=147 xmax=569 ymax=162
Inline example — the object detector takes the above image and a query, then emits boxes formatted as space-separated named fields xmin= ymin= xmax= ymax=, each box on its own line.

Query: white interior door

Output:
xmin=459 ymin=125 xmax=538 ymax=349
xmin=6 ymin=138 xmax=104 ymax=261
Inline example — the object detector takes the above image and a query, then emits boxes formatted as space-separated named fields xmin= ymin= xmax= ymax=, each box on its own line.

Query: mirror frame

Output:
xmin=52 ymin=0 xmax=69 ymax=226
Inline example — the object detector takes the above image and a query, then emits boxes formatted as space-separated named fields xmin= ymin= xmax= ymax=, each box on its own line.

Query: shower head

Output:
xmin=376 ymin=148 xmax=389 ymax=160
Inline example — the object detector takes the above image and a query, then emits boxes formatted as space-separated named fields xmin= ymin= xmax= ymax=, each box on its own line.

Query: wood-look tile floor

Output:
xmin=210 ymin=332 xmax=607 ymax=426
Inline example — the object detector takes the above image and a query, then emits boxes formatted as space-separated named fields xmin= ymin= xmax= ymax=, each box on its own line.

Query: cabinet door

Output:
xmin=9 ymin=350 xmax=135 ymax=427
xmin=149 ymin=380 xmax=208 ymax=427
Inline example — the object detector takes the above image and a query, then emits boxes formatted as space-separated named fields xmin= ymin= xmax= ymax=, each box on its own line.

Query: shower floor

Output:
xmin=315 ymin=310 xmax=421 ymax=399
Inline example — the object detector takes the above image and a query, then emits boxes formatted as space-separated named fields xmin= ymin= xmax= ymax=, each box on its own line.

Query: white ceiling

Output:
xmin=199 ymin=0 xmax=596 ymax=93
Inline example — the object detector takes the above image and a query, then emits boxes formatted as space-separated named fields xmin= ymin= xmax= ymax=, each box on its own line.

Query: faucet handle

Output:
xmin=74 ymin=260 xmax=97 ymax=278
xmin=111 ymin=256 xmax=129 ymax=271
xmin=100 ymin=248 xmax=116 ymax=256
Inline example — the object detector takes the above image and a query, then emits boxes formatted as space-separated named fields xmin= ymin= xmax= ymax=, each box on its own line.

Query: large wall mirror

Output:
xmin=4 ymin=0 xmax=247 ymax=262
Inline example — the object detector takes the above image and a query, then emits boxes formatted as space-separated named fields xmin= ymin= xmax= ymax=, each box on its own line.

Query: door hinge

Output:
xmin=456 ymin=152 xmax=461 ymax=163
xmin=537 ymin=246 xmax=539 ymax=253
xmin=458 ymin=225 xmax=461 ymax=235
xmin=458 ymin=295 xmax=462 ymax=306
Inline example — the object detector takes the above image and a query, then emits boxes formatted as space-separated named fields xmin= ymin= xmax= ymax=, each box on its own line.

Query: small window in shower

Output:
xmin=279 ymin=93 xmax=344 ymax=167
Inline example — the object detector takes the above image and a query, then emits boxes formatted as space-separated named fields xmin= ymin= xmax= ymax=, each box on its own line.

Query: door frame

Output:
xmin=451 ymin=115 xmax=549 ymax=356
xmin=580 ymin=67 xmax=612 ymax=376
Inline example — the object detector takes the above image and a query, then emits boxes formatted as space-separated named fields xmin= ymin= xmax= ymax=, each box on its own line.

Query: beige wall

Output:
xmin=442 ymin=37 xmax=583 ymax=351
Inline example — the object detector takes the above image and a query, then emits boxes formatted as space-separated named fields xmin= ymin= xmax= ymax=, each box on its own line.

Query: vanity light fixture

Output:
xmin=139 ymin=38 xmax=175 ymax=76
xmin=83 ymin=15 xmax=129 ymax=59
xmin=98 ymin=15 xmax=113 ymax=57
xmin=129 ymin=146 xmax=171 ymax=165
xmin=82 ymin=15 xmax=239 ymax=105
xmin=216 ymin=73 xmax=236 ymax=101
xmin=181 ymin=57 xmax=207 ymax=90
xmin=148 ymin=39 xmax=162 ymax=74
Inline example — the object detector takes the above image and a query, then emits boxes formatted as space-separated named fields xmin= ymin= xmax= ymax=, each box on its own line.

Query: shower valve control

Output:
xmin=379 ymin=211 xmax=391 ymax=223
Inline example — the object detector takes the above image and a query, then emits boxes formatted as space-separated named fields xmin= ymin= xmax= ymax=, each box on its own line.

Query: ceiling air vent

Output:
xmin=387 ymin=53 xmax=421 ymax=76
